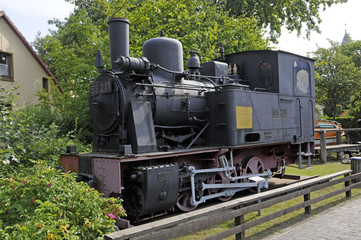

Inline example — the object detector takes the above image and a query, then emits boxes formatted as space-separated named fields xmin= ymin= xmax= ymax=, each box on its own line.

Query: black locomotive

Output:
xmin=61 ymin=18 xmax=315 ymax=220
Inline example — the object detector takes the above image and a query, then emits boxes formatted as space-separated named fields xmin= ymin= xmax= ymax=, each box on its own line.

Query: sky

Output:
xmin=276 ymin=0 xmax=361 ymax=57
xmin=1 ymin=0 xmax=361 ymax=57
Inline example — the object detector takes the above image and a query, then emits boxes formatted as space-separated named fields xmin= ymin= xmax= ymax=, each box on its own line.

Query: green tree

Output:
xmin=340 ymin=39 xmax=361 ymax=122
xmin=314 ymin=40 xmax=361 ymax=119
xmin=214 ymin=0 xmax=348 ymax=41
xmin=33 ymin=8 xmax=109 ymax=142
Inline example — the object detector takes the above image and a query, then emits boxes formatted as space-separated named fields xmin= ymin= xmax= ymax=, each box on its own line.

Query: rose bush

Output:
xmin=0 ymin=162 xmax=126 ymax=239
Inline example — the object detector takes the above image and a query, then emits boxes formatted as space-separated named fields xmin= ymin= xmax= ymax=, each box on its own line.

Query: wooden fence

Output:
xmin=315 ymin=128 xmax=361 ymax=163
xmin=105 ymin=170 xmax=361 ymax=240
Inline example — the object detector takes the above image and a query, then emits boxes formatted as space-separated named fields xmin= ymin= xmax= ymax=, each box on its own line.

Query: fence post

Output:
xmin=345 ymin=172 xmax=351 ymax=198
xmin=320 ymin=131 xmax=327 ymax=163
xmin=235 ymin=205 xmax=245 ymax=240
xmin=304 ymin=193 xmax=311 ymax=214
xmin=235 ymin=214 xmax=245 ymax=240
xmin=351 ymin=157 xmax=361 ymax=183
xmin=336 ymin=131 xmax=343 ymax=160
xmin=336 ymin=131 xmax=342 ymax=145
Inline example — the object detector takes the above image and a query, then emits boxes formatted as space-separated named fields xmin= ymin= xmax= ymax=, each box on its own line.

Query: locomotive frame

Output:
xmin=60 ymin=17 xmax=315 ymax=220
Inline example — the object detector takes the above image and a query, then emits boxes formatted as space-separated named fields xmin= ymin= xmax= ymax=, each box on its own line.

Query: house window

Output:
xmin=42 ymin=77 xmax=49 ymax=92
xmin=0 ymin=52 xmax=13 ymax=81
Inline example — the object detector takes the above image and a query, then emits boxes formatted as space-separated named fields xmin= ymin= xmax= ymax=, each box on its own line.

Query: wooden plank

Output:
xmin=315 ymin=128 xmax=361 ymax=133
xmin=136 ymin=213 xmax=234 ymax=240
xmin=315 ymin=144 xmax=361 ymax=153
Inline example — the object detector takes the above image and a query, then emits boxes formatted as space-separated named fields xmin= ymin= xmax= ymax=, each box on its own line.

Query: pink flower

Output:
xmin=108 ymin=213 xmax=116 ymax=219
xmin=109 ymin=200 xmax=113 ymax=204
xmin=47 ymin=184 xmax=50 ymax=188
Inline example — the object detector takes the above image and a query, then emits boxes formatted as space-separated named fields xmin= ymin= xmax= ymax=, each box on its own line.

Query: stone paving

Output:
xmin=266 ymin=195 xmax=361 ymax=240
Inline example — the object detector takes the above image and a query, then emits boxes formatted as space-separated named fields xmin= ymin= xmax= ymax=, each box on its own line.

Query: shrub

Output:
xmin=0 ymin=162 xmax=126 ymax=239
xmin=0 ymin=85 xmax=91 ymax=174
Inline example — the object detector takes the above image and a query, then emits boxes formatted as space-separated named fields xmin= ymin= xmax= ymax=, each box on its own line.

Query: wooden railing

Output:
xmin=105 ymin=170 xmax=361 ymax=240
xmin=315 ymin=128 xmax=361 ymax=163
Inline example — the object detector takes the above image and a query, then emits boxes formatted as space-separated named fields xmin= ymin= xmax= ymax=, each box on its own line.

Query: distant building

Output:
xmin=342 ymin=30 xmax=350 ymax=45
xmin=0 ymin=10 xmax=62 ymax=105
xmin=315 ymin=104 xmax=325 ymax=117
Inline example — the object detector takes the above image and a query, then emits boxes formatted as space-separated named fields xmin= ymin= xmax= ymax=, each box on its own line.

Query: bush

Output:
xmin=36 ymin=82 xmax=93 ymax=143
xmin=0 ymin=85 xmax=91 ymax=174
xmin=0 ymin=162 xmax=126 ymax=239
xmin=0 ymin=86 xmax=126 ymax=239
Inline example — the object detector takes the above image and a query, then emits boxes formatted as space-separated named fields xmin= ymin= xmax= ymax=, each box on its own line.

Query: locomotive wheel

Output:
xmin=241 ymin=156 xmax=265 ymax=192
xmin=207 ymin=170 xmax=237 ymax=201
xmin=176 ymin=191 xmax=197 ymax=212
xmin=242 ymin=156 xmax=265 ymax=175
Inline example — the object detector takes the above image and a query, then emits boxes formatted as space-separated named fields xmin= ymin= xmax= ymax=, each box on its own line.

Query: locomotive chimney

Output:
xmin=108 ymin=18 xmax=129 ymax=70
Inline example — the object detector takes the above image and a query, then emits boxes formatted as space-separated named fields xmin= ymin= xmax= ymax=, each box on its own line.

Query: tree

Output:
xmin=214 ymin=0 xmax=348 ymax=41
xmin=33 ymin=8 xmax=109 ymax=142
xmin=314 ymin=40 xmax=361 ymax=119
xmin=340 ymin=39 xmax=361 ymax=122
xmin=81 ymin=0 xmax=269 ymax=60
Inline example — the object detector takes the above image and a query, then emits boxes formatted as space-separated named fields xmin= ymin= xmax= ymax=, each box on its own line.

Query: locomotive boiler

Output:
xmin=60 ymin=17 xmax=315 ymax=220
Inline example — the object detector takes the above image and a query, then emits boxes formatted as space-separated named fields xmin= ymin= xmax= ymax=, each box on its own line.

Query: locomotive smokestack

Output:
xmin=108 ymin=18 xmax=129 ymax=70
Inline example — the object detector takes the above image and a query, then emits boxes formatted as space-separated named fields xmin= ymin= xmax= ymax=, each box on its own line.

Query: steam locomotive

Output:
xmin=60 ymin=18 xmax=315 ymax=220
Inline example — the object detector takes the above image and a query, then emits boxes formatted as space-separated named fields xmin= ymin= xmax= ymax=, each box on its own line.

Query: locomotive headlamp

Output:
xmin=114 ymin=56 xmax=151 ymax=74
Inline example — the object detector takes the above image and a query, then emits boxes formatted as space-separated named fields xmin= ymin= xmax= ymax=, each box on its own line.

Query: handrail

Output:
xmin=315 ymin=128 xmax=361 ymax=133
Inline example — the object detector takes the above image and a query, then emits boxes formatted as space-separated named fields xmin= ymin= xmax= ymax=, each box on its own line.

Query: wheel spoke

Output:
xmin=176 ymin=191 xmax=196 ymax=212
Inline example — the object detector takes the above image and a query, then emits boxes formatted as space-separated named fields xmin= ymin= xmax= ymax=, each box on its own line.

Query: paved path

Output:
xmin=266 ymin=195 xmax=361 ymax=240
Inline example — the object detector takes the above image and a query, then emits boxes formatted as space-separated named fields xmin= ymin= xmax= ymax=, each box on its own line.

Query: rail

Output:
xmin=315 ymin=128 xmax=361 ymax=163
xmin=105 ymin=170 xmax=361 ymax=240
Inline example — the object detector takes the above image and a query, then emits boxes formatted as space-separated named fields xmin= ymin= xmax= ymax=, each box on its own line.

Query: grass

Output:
xmin=175 ymin=157 xmax=361 ymax=240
